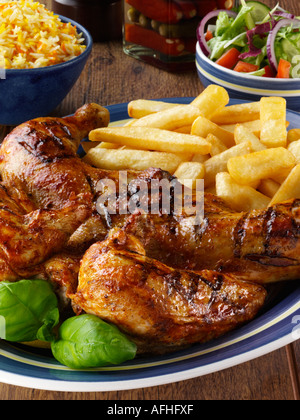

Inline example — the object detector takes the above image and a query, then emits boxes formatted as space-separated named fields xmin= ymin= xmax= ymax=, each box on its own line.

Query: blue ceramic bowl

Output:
xmin=0 ymin=16 xmax=92 ymax=126
xmin=196 ymin=42 xmax=300 ymax=113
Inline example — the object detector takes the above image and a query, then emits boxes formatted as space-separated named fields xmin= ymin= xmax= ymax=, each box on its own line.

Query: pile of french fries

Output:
xmin=84 ymin=84 xmax=300 ymax=212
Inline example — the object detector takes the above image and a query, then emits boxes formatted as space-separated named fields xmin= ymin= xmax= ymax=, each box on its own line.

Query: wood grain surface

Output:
xmin=0 ymin=0 xmax=299 ymax=401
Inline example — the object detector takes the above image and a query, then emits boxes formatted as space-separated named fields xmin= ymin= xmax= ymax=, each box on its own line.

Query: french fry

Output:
xmin=287 ymin=128 xmax=300 ymax=144
xmin=130 ymin=104 xmax=202 ymax=131
xmin=257 ymin=178 xmax=280 ymax=198
xmin=204 ymin=142 xmax=252 ymax=187
xmin=191 ymin=116 xmax=235 ymax=148
xmin=89 ymin=126 xmax=211 ymax=155
xmin=270 ymin=167 xmax=292 ymax=185
xmin=269 ymin=164 xmax=300 ymax=205
xmin=97 ymin=142 xmax=121 ymax=149
xmin=227 ymin=147 xmax=295 ymax=186
xmin=222 ymin=120 xmax=289 ymax=137
xmin=211 ymin=102 xmax=260 ymax=125
xmin=174 ymin=125 xmax=192 ymax=134
xmin=234 ymin=124 xmax=266 ymax=152
xmin=192 ymin=153 xmax=210 ymax=163
xmin=260 ymin=97 xmax=287 ymax=148
xmin=83 ymin=148 xmax=184 ymax=173
xmin=221 ymin=120 xmax=262 ymax=137
xmin=128 ymin=100 xmax=180 ymax=119
xmin=81 ymin=140 xmax=123 ymax=154
xmin=172 ymin=151 xmax=194 ymax=161
xmin=287 ymin=139 xmax=300 ymax=163
xmin=190 ymin=85 xmax=229 ymax=118
xmin=123 ymin=119 xmax=137 ymax=127
xmin=216 ymin=172 xmax=270 ymax=212
xmin=81 ymin=141 xmax=101 ymax=153
xmin=119 ymin=145 xmax=146 ymax=150
xmin=174 ymin=161 xmax=205 ymax=189
xmin=84 ymin=91 xmax=300 ymax=214
xmin=206 ymin=133 xmax=228 ymax=156
xmin=128 ymin=85 xmax=229 ymax=120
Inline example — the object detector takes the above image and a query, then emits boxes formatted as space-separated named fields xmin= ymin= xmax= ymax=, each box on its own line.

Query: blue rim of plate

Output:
xmin=0 ymin=98 xmax=299 ymax=392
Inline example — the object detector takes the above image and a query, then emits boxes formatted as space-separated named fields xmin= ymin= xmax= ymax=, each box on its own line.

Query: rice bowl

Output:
xmin=0 ymin=0 xmax=86 ymax=69
xmin=0 ymin=12 xmax=92 ymax=125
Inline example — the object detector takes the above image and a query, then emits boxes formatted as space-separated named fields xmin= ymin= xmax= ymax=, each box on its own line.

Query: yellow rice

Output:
xmin=0 ymin=0 xmax=86 ymax=69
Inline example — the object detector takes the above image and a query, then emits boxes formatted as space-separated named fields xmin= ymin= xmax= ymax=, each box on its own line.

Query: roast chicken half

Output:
xmin=0 ymin=103 xmax=298 ymax=353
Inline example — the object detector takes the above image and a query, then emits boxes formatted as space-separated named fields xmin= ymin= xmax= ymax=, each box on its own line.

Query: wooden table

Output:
xmin=0 ymin=0 xmax=299 ymax=401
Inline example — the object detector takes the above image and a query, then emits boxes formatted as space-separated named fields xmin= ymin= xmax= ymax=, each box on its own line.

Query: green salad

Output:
xmin=197 ymin=0 xmax=300 ymax=78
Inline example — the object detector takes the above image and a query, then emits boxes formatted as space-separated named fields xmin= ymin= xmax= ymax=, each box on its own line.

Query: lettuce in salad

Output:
xmin=199 ymin=0 xmax=300 ymax=78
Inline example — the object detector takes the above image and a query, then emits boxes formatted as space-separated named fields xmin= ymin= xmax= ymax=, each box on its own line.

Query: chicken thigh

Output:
xmin=72 ymin=230 xmax=267 ymax=353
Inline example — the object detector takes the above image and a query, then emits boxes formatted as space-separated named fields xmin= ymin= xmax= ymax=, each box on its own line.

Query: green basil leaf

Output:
xmin=0 ymin=279 xmax=59 ymax=342
xmin=51 ymin=314 xmax=137 ymax=369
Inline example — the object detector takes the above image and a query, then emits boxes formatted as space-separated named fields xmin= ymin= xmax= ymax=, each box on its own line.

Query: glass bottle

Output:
xmin=123 ymin=0 xmax=233 ymax=71
xmin=51 ymin=0 xmax=123 ymax=42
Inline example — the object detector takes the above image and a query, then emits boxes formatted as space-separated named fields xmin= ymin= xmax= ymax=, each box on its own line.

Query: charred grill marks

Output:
xmin=245 ymin=254 xmax=299 ymax=267
xmin=263 ymin=206 xmax=277 ymax=252
xmin=165 ymin=270 xmax=224 ymax=305
xmin=233 ymin=201 xmax=300 ymax=265
xmin=233 ymin=213 xmax=248 ymax=258
xmin=262 ymin=203 xmax=299 ymax=254
xmin=17 ymin=124 xmax=75 ymax=163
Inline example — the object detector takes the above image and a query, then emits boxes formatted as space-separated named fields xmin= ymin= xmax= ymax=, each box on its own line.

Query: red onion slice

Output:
xmin=196 ymin=9 xmax=237 ymax=56
xmin=239 ymin=20 xmax=275 ymax=60
xmin=267 ymin=18 xmax=300 ymax=73
xmin=272 ymin=11 xmax=295 ymax=20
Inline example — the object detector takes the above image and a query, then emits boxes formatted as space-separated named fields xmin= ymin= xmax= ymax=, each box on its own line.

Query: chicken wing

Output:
xmin=72 ymin=230 xmax=267 ymax=353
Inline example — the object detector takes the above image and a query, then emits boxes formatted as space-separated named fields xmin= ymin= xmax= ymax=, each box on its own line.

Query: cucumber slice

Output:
xmin=242 ymin=1 xmax=271 ymax=29
xmin=281 ymin=38 xmax=299 ymax=61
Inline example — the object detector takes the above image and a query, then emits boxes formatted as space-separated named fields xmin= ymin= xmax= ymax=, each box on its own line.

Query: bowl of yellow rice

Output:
xmin=0 ymin=0 xmax=92 ymax=125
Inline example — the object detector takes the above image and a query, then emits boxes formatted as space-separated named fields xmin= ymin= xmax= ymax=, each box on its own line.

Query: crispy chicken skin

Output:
xmin=123 ymin=195 xmax=300 ymax=284
xmin=0 ymin=103 xmax=110 ymax=212
xmin=2 ymin=104 xmax=299 ymax=286
xmin=0 ymin=104 xmax=170 ymax=252
xmin=0 ymin=183 xmax=90 ymax=281
xmin=0 ymin=104 xmax=297 ymax=353
xmin=72 ymin=230 xmax=267 ymax=353
xmin=0 ymin=104 xmax=110 ymax=282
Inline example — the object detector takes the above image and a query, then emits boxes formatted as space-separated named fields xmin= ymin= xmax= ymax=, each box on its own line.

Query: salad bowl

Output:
xmin=196 ymin=0 xmax=300 ymax=112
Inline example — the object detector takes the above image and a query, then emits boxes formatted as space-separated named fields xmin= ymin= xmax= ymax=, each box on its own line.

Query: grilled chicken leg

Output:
xmin=0 ymin=103 xmax=110 ymax=212
xmin=72 ymin=230 xmax=267 ymax=353
xmin=0 ymin=105 xmax=172 ymax=252
xmin=122 ymin=194 xmax=300 ymax=284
